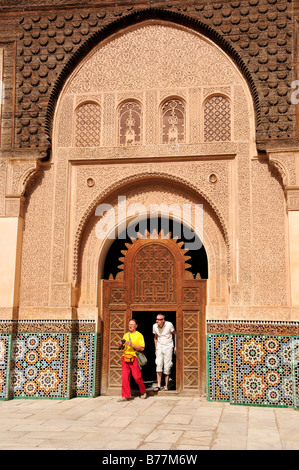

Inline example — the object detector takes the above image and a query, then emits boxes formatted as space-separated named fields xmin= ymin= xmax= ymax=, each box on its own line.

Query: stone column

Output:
xmin=287 ymin=188 xmax=299 ymax=305
xmin=0 ymin=157 xmax=39 ymax=319
xmin=0 ymin=199 xmax=24 ymax=316
xmin=268 ymin=150 xmax=299 ymax=306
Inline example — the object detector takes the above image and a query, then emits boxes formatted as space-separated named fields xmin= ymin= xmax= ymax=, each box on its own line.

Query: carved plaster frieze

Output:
xmin=72 ymin=160 xmax=231 ymax=227
xmin=206 ymin=306 xmax=299 ymax=322
xmin=63 ymin=143 xmax=239 ymax=159
xmin=78 ymin=182 xmax=229 ymax=306
xmin=72 ymin=170 xmax=231 ymax=286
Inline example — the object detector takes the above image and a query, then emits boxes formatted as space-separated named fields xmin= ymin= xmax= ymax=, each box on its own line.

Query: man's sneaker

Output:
xmin=140 ymin=392 xmax=147 ymax=399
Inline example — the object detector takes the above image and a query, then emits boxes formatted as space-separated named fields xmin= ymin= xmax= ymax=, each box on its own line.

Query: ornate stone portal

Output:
xmin=102 ymin=232 xmax=207 ymax=395
xmin=0 ymin=12 xmax=298 ymax=405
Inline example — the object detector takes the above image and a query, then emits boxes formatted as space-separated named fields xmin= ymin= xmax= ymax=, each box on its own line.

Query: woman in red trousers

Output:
xmin=117 ymin=319 xmax=147 ymax=401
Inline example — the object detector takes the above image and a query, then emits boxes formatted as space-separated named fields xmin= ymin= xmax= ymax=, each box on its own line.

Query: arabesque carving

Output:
xmin=73 ymin=172 xmax=231 ymax=287
xmin=16 ymin=20 xmax=289 ymax=326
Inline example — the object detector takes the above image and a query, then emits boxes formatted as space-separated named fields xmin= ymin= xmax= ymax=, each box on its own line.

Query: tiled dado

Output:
xmin=0 ymin=321 xmax=100 ymax=400
xmin=207 ymin=321 xmax=299 ymax=409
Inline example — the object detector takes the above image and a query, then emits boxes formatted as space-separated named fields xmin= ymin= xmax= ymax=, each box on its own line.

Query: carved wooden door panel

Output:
xmin=101 ymin=234 xmax=206 ymax=395
xmin=181 ymin=281 xmax=206 ymax=394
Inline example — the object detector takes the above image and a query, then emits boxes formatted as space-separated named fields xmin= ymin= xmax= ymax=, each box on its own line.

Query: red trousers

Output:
xmin=121 ymin=357 xmax=146 ymax=398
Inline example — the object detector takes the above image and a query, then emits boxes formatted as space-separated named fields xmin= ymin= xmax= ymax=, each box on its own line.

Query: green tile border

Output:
xmin=292 ymin=337 xmax=299 ymax=410
xmin=4 ymin=334 xmax=12 ymax=401
xmin=0 ymin=331 xmax=101 ymax=400
xmin=206 ymin=333 xmax=230 ymax=404
xmin=0 ymin=332 xmax=74 ymax=400
xmin=10 ymin=332 xmax=72 ymax=400
xmin=92 ymin=333 xmax=99 ymax=398
xmin=73 ymin=332 xmax=99 ymax=398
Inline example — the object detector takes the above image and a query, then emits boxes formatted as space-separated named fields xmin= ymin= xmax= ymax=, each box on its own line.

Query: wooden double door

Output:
xmin=101 ymin=235 xmax=207 ymax=395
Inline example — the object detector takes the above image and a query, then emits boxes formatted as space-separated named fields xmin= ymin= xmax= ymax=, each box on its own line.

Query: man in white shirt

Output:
xmin=153 ymin=314 xmax=176 ymax=391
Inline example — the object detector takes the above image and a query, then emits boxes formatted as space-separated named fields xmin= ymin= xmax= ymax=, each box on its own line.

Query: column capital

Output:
xmin=5 ymin=157 xmax=40 ymax=198
xmin=267 ymin=150 xmax=299 ymax=212
xmin=5 ymin=195 xmax=26 ymax=218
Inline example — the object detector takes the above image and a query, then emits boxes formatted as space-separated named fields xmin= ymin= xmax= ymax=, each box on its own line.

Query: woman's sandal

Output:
xmin=153 ymin=387 xmax=160 ymax=392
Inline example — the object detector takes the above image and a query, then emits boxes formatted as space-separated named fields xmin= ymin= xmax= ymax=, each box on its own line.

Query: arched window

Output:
xmin=119 ymin=101 xmax=142 ymax=146
xmin=75 ymin=102 xmax=101 ymax=147
xmin=161 ymin=98 xmax=186 ymax=144
xmin=204 ymin=95 xmax=231 ymax=142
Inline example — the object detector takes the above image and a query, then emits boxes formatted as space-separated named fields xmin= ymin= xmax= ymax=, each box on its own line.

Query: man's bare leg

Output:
xmin=155 ymin=371 xmax=162 ymax=390
xmin=164 ymin=375 xmax=169 ymax=390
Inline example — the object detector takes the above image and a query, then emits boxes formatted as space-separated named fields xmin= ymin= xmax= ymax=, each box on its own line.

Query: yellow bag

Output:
xmin=123 ymin=354 xmax=135 ymax=363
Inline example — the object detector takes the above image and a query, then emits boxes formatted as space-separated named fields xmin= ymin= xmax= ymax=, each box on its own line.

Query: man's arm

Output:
xmin=172 ymin=330 xmax=177 ymax=354
xmin=118 ymin=335 xmax=144 ymax=352
xmin=154 ymin=333 xmax=158 ymax=355
xmin=128 ymin=333 xmax=145 ymax=352
xmin=126 ymin=339 xmax=144 ymax=352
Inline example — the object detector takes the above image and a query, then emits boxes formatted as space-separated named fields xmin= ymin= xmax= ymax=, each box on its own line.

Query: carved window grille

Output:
xmin=75 ymin=102 xmax=101 ymax=147
xmin=134 ymin=244 xmax=175 ymax=303
xmin=204 ymin=95 xmax=231 ymax=142
xmin=161 ymin=98 xmax=186 ymax=144
xmin=119 ymin=101 xmax=142 ymax=146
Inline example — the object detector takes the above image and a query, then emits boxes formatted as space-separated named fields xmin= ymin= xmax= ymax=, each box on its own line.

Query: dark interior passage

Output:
xmin=131 ymin=311 xmax=176 ymax=390
xmin=103 ymin=217 xmax=208 ymax=280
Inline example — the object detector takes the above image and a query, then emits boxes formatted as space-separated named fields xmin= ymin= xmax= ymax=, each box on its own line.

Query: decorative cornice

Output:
xmin=0 ymin=319 xmax=96 ymax=333
xmin=207 ymin=319 xmax=299 ymax=335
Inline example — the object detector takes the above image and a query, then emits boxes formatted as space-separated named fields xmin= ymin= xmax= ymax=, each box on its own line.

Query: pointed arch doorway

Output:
xmin=101 ymin=226 xmax=207 ymax=396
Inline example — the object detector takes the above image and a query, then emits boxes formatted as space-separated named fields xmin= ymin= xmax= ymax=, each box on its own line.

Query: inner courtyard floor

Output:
xmin=0 ymin=394 xmax=298 ymax=450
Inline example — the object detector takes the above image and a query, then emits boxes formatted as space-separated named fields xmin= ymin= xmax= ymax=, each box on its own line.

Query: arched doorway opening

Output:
xmin=103 ymin=217 xmax=208 ymax=281
xmin=101 ymin=217 xmax=208 ymax=396
xmin=133 ymin=310 xmax=177 ymax=390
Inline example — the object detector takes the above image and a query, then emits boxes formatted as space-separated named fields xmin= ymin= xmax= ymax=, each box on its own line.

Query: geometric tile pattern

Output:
xmin=208 ymin=334 xmax=296 ymax=408
xmin=293 ymin=338 xmax=299 ymax=410
xmin=0 ymin=334 xmax=11 ymax=400
xmin=0 ymin=330 xmax=99 ymax=400
xmin=231 ymin=335 xmax=293 ymax=408
xmin=3 ymin=329 xmax=298 ymax=407
xmin=10 ymin=333 xmax=71 ymax=399
xmin=207 ymin=334 xmax=230 ymax=402
xmin=72 ymin=333 xmax=97 ymax=397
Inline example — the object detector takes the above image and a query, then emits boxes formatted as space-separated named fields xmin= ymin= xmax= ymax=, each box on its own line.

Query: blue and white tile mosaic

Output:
xmin=208 ymin=333 xmax=299 ymax=409
xmin=0 ymin=330 xmax=98 ymax=400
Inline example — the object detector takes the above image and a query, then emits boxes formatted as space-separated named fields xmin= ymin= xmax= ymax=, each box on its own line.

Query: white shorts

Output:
xmin=155 ymin=345 xmax=173 ymax=375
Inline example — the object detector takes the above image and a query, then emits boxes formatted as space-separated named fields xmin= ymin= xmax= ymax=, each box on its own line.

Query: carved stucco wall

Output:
xmin=18 ymin=22 xmax=289 ymax=321
xmin=78 ymin=180 xmax=229 ymax=306
xmin=11 ymin=0 xmax=296 ymax=153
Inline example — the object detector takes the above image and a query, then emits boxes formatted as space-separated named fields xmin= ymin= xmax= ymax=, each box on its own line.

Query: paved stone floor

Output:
xmin=0 ymin=394 xmax=299 ymax=450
